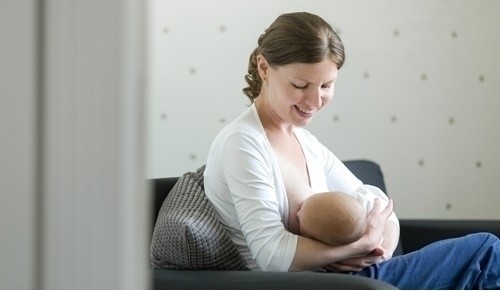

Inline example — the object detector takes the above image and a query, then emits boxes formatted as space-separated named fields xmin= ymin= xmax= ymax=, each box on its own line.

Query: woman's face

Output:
xmin=258 ymin=56 xmax=338 ymax=127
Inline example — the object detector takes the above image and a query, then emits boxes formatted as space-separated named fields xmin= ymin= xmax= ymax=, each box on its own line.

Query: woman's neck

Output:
xmin=254 ymin=96 xmax=294 ymax=137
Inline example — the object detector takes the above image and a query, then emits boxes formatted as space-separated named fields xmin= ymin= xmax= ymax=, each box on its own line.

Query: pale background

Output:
xmin=2 ymin=0 xmax=499 ymax=289
xmin=147 ymin=0 xmax=500 ymax=220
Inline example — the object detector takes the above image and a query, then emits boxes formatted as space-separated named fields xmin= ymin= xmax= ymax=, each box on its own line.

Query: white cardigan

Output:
xmin=204 ymin=104 xmax=398 ymax=271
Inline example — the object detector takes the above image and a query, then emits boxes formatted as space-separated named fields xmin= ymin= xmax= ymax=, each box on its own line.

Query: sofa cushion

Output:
xmin=150 ymin=165 xmax=248 ymax=270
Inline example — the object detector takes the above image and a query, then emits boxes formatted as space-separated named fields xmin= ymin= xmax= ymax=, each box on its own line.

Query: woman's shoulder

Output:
xmin=217 ymin=105 xmax=264 ymax=139
xmin=210 ymin=106 xmax=267 ymax=150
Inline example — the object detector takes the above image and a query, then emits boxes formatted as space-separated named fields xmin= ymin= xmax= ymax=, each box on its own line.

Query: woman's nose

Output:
xmin=305 ymin=88 xmax=322 ymax=107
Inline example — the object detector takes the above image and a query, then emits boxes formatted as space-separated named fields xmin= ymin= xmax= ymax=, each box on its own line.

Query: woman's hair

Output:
xmin=243 ymin=12 xmax=345 ymax=103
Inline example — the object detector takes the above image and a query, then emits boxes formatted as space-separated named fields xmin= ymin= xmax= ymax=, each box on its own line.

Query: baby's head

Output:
xmin=297 ymin=191 xmax=367 ymax=246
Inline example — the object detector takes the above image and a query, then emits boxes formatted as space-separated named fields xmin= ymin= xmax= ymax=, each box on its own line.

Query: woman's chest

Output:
xmin=273 ymin=152 xmax=312 ymax=233
xmin=267 ymin=132 xmax=329 ymax=231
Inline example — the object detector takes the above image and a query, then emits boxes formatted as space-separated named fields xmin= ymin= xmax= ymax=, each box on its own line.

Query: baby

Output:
xmin=297 ymin=186 xmax=390 ymax=246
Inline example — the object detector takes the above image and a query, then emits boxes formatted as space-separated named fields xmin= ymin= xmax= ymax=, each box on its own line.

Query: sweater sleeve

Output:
xmin=221 ymin=132 xmax=297 ymax=271
xmin=322 ymin=145 xmax=364 ymax=194
xmin=352 ymin=185 xmax=400 ymax=226
xmin=318 ymin=138 xmax=399 ymax=226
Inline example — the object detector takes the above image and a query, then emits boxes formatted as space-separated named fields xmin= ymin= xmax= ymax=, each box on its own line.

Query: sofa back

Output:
xmin=150 ymin=177 xmax=178 ymax=232
xmin=149 ymin=159 xmax=403 ymax=255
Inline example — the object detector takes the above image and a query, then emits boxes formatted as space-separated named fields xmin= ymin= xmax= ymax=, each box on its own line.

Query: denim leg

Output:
xmin=355 ymin=232 xmax=500 ymax=289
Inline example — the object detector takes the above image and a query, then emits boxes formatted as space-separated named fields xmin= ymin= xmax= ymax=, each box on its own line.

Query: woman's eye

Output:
xmin=293 ymin=83 xmax=307 ymax=89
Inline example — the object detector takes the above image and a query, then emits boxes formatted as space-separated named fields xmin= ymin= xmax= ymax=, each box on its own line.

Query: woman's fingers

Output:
xmin=370 ymin=197 xmax=384 ymax=214
xmin=324 ymin=263 xmax=363 ymax=273
xmin=324 ymin=249 xmax=388 ymax=272
xmin=370 ymin=246 xmax=384 ymax=256
xmin=380 ymin=199 xmax=394 ymax=218
xmin=370 ymin=198 xmax=393 ymax=218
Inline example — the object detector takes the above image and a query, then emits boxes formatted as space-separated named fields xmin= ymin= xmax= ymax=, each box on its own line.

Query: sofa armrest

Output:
xmin=153 ymin=269 xmax=398 ymax=290
xmin=399 ymin=219 xmax=500 ymax=254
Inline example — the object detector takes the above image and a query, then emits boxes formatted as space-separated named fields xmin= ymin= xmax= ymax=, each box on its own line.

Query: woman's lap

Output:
xmin=355 ymin=232 xmax=500 ymax=289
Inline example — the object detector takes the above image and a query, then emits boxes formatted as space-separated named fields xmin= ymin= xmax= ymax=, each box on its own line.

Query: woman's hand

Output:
xmin=322 ymin=198 xmax=395 ymax=272
xmin=363 ymin=198 xmax=394 ymax=250
xmin=323 ymin=244 xmax=395 ymax=272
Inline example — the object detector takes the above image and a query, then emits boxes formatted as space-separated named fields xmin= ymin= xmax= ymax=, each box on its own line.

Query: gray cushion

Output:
xmin=150 ymin=165 xmax=248 ymax=270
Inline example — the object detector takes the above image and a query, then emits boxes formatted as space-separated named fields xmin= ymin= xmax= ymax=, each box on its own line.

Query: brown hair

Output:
xmin=243 ymin=12 xmax=345 ymax=103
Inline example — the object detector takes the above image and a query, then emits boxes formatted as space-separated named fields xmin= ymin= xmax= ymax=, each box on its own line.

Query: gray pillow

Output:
xmin=150 ymin=165 xmax=249 ymax=270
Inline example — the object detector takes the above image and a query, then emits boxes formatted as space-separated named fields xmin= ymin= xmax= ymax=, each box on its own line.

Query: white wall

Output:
xmin=147 ymin=0 xmax=500 ymax=219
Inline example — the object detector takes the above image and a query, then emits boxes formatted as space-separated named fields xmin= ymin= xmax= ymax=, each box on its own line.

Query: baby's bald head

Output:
xmin=297 ymin=191 xmax=367 ymax=246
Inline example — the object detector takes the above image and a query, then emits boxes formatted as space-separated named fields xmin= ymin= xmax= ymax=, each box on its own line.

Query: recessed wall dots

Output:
xmin=448 ymin=117 xmax=455 ymax=125
xmin=479 ymin=75 xmax=485 ymax=83
xmin=390 ymin=115 xmax=398 ymax=123
xmin=421 ymin=73 xmax=427 ymax=81
xmin=445 ymin=202 xmax=452 ymax=210
xmin=332 ymin=114 xmax=340 ymax=122
xmin=393 ymin=29 xmax=400 ymax=37
xmin=418 ymin=159 xmax=425 ymax=167
xmin=219 ymin=117 xmax=226 ymax=123
xmin=161 ymin=113 xmax=167 ymax=120
xmin=451 ymin=31 xmax=457 ymax=39
xmin=363 ymin=72 xmax=370 ymax=79
xmin=219 ymin=25 xmax=226 ymax=33
xmin=476 ymin=161 xmax=482 ymax=168
xmin=189 ymin=153 xmax=197 ymax=161
xmin=162 ymin=27 xmax=169 ymax=34
xmin=189 ymin=68 xmax=197 ymax=75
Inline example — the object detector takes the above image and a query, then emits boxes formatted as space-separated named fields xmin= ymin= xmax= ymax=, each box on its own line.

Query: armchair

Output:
xmin=149 ymin=159 xmax=500 ymax=289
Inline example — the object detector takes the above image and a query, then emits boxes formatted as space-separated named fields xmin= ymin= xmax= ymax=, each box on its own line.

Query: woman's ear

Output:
xmin=256 ymin=54 xmax=270 ymax=81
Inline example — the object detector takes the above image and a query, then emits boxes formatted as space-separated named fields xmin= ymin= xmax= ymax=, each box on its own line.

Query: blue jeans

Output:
xmin=355 ymin=232 xmax=500 ymax=289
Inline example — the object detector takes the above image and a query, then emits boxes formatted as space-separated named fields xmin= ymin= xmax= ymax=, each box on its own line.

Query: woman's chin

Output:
xmin=295 ymin=118 xmax=313 ymax=127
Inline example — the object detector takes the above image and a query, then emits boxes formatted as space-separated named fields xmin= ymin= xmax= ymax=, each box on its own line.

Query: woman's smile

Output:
xmin=294 ymin=105 xmax=316 ymax=119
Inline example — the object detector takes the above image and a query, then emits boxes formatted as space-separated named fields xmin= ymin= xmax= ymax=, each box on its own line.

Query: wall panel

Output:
xmin=147 ymin=0 xmax=500 ymax=219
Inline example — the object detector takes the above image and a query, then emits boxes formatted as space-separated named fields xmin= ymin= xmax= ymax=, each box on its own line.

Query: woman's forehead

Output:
xmin=277 ymin=60 xmax=338 ymax=83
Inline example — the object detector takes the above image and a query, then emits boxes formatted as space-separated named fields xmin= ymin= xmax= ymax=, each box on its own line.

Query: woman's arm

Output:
xmin=326 ymin=202 xmax=399 ymax=272
xmin=379 ymin=219 xmax=400 ymax=260
xmin=289 ymin=235 xmax=375 ymax=272
xmin=289 ymin=198 xmax=394 ymax=271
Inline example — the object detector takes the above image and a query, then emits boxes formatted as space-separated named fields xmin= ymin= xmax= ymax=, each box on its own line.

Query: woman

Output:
xmin=203 ymin=11 xmax=499 ymax=289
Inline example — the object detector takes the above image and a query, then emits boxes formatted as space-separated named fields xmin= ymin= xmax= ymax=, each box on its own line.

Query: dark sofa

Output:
xmin=149 ymin=159 xmax=500 ymax=289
